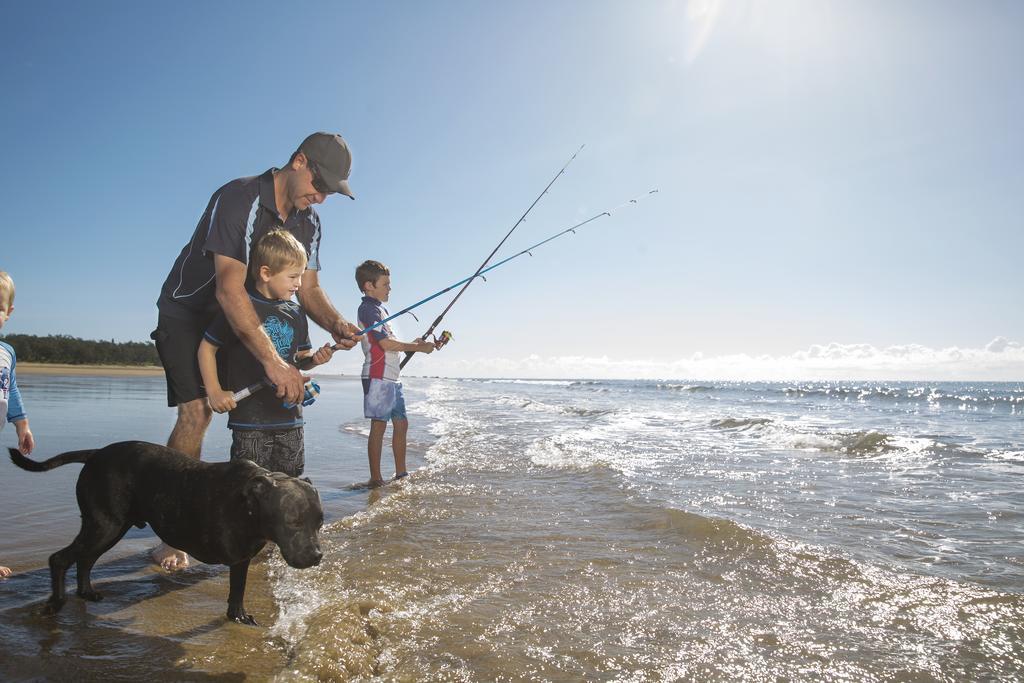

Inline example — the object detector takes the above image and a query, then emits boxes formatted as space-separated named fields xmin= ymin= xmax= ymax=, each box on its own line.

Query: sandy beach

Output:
xmin=16 ymin=362 xmax=165 ymax=377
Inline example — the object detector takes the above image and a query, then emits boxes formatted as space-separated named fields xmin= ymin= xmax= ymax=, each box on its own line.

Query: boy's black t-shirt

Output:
xmin=204 ymin=288 xmax=312 ymax=430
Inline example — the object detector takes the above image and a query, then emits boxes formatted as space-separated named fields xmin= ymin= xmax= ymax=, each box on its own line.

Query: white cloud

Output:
xmin=986 ymin=336 xmax=1018 ymax=354
xmin=408 ymin=338 xmax=1024 ymax=381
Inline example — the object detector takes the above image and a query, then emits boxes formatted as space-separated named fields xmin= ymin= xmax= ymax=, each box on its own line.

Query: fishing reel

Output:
xmin=283 ymin=379 xmax=320 ymax=409
xmin=432 ymin=330 xmax=453 ymax=350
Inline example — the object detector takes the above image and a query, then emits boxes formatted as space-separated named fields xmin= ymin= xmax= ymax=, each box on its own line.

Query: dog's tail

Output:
xmin=8 ymin=447 xmax=99 ymax=472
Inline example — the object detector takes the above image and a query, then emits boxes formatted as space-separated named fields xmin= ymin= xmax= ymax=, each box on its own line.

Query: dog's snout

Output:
xmin=284 ymin=545 xmax=323 ymax=569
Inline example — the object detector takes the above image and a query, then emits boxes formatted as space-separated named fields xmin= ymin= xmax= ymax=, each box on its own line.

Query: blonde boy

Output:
xmin=198 ymin=231 xmax=333 ymax=476
xmin=1 ymin=271 xmax=35 ymax=578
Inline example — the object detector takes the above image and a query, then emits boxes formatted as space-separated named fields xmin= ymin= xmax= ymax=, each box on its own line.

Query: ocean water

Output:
xmin=1 ymin=375 xmax=1022 ymax=680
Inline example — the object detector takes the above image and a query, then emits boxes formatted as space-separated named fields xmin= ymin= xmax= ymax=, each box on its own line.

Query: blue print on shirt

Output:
xmin=0 ymin=367 xmax=9 ymax=399
xmin=263 ymin=316 xmax=294 ymax=360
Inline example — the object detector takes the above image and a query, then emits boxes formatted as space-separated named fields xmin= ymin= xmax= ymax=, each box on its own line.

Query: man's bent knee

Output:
xmin=177 ymin=398 xmax=213 ymax=427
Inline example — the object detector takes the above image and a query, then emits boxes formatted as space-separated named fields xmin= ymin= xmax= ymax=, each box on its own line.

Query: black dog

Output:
xmin=9 ymin=440 xmax=323 ymax=625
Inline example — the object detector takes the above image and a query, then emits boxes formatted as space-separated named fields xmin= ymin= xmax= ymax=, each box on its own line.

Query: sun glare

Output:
xmin=683 ymin=0 xmax=724 ymax=64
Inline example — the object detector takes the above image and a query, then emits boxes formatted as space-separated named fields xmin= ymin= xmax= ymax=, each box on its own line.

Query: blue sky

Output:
xmin=1 ymin=1 xmax=1021 ymax=379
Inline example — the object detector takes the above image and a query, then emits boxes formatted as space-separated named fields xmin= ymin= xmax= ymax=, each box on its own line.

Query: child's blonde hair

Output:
xmin=0 ymin=271 xmax=14 ymax=308
xmin=251 ymin=230 xmax=308 ymax=279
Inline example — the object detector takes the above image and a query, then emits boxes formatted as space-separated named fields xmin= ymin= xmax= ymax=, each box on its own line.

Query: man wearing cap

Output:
xmin=150 ymin=132 xmax=362 ymax=570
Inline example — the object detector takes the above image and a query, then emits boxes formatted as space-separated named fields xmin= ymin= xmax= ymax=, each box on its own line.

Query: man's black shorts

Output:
xmin=151 ymin=312 xmax=216 ymax=407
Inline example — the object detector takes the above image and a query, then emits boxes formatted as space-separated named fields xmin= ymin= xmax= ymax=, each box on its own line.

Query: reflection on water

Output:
xmin=2 ymin=376 xmax=1023 ymax=680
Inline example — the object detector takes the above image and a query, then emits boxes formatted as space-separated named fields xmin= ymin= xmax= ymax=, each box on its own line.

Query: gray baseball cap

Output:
xmin=298 ymin=132 xmax=355 ymax=199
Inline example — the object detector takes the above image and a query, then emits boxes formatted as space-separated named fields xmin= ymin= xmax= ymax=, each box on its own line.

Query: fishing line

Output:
xmin=352 ymin=189 xmax=659 ymax=343
xmin=397 ymin=144 xmax=585 ymax=369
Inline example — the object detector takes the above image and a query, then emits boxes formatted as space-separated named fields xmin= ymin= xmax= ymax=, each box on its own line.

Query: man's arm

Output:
xmin=296 ymin=269 xmax=362 ymax=349
xmin=214 ymin=254 xmax=304 ymax=404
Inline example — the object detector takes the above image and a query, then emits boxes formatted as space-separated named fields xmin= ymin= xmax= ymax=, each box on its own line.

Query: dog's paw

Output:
xmin=227 ymin=608 xmax=259 ymax=627
xmin=77 ymin=588 xmax=103 ymax=602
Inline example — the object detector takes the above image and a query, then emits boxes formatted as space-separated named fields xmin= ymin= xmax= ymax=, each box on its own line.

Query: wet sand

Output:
xmin=17 ymin=362 xmax=165 ymax=376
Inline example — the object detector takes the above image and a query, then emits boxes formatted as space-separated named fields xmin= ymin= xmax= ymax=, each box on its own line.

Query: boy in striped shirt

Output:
xmin=356 ymin=260 xmax=436 ymax=487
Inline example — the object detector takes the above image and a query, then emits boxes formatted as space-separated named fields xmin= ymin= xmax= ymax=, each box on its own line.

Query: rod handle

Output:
xmin=231 ymin=380 xmax=267 ymax=402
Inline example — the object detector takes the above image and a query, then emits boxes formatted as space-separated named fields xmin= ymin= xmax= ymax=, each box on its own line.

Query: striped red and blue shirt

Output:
xmin=358 ymin=296 xmax=401 ymax=386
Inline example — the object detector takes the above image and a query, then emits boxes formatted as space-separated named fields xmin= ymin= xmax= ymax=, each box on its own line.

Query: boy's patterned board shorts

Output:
xmin=363 ymin=379 xmax=407 ymax=422
xmin=230 ymin=426 xmax=305 ymax=478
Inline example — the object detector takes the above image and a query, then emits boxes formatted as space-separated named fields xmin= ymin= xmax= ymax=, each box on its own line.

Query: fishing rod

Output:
xmin=347 ymin=189 xmax=660 ymax=342
xmin=229 ymin=190 xmax=658 ymax=405
xmin=231 ymin=373 xmax=320 ymax=406
xmin=398 ymin=144 xmax=585 ymax=370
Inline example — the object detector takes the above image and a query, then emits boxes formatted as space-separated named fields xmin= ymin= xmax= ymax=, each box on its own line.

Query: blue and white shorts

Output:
xmin=363 ymin=379 xmax=407 ymax=422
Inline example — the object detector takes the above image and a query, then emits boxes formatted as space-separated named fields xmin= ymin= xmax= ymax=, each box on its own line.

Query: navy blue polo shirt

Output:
xmin=157 ymin=169 xmax=323 ymax=319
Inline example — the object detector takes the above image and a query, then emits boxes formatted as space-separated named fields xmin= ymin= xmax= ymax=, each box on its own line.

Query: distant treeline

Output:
xmin=0 ymin=334 xmax=160 ymax=366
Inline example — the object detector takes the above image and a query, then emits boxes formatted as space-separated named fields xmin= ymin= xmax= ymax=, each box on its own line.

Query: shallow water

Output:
xmin=2 ymin=376 xmax=1022 ymax=680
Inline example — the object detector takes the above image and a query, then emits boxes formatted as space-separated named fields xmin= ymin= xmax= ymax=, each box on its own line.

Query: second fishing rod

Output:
xmin=330 ymin=145 xmax=586 ymax=364
xmin=398 ymin=145 xmax=587 ymax=369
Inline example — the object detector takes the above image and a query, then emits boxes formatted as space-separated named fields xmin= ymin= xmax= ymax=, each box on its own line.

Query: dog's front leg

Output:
xmin=227 ymin=560 xmax=258 ymax=626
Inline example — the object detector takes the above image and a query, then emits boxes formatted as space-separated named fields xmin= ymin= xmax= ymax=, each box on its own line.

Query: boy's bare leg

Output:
xmin=367 ymin=419 xmax=388 ymax=487
xmin=392 ymin=418 xmax=409 ymax=477
xmin=151 ymin=398 xmax=212 ymax=571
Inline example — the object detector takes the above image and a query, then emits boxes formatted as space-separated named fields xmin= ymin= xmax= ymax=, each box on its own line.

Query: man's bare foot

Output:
xmin=0 ymin=565 xmax=11 ymax=579
xmin=151 ymin=543 xmax=190 ymax=571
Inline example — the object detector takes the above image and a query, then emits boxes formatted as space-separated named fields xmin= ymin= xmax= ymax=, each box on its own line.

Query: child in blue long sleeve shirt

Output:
xmin=1 ymin=271 xmax=35 ymax=579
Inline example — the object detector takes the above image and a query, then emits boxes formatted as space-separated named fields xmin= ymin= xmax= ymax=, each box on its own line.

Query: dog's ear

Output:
xmin=299 ymin=476 xmax=321 ymax=499
xmin=243 ymin=474 xmax=276 ymax=517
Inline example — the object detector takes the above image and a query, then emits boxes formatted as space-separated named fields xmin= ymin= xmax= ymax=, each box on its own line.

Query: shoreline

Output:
xmin=16 ymin=363 xmax=368 ymax=380
xmin=16 ymin=362 xmax=165 ymax=377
